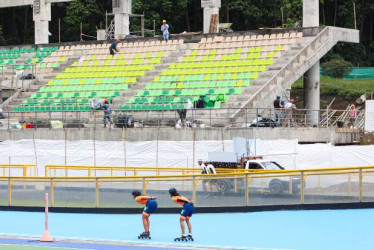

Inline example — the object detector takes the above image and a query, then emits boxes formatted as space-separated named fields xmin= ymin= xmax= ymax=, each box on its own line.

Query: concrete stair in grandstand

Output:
xmin=86 ymin=43 xmax=195 ymax=125
xmin=114 ymin=43 xmax=194 ymax=103
xmin=1 ymin=53 xmax=82 ymax=112
xmin=229 ymin=27 xmax=359 ymax=124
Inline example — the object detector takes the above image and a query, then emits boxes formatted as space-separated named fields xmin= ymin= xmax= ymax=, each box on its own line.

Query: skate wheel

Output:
xmin=138 ymin=236 xmax=141 ymax=239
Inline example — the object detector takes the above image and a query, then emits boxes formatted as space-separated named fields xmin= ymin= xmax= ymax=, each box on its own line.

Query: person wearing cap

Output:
xmin=102 ymin=99 xmax=112 ymax=128
xmin=273 ymin=94 xmax=283 ymax=126
xmin=204 ymin=161 xmax=220 ymax=195
xmin=197 ymin=159 xmax=208 ymax=191
xmin=161 ymin=20 xmax=169 ymax=41
xmin=348 ymin=104 xmax=357 ymax=128
xmin=169 ymin=187 xmax=194 ymax=241
xmin=109 ymin=38 xmax=120 ymax=56
xmin=132 ymin=190 xmax=158 ymax=239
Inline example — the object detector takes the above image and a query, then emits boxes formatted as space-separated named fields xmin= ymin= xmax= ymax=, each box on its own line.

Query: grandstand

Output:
xmin=0 ymin=26 xmax=358 ymax=129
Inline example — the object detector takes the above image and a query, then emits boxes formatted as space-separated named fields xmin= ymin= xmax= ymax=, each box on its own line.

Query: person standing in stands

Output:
xmin=273 ymin=94 xmax=283 ymax=126
xmin=161 ymin=20 xmax=169 ymax=41
xmin=102 ymin=99 xmax=112 ymax=128
xmin=196 ymin=95 xmax=205 ymax=109
xmin=282 ymin=99 xmax=297 ymax=127
xmin=109 ymin=38 xmax=120 ymax=56
xmin=348 ymin=104 xmax=357 ymax=128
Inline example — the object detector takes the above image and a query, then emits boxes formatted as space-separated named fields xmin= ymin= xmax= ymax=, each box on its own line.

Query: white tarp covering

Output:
xmin=1 ymin=139 xmax=374 ymax=176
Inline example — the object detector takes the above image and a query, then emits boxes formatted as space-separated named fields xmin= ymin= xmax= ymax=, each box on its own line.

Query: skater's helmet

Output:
xmin=132 ymin=190 xmax=141 ymax=196
xmin=169 ymin=187 xmax=178 ymax=195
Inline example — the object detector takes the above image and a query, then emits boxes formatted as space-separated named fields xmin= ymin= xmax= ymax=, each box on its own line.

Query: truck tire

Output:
xmin=269 ymin=179 xmax=283 ymax=194
xmin=217 ymin=180 xmax=230 ymax=195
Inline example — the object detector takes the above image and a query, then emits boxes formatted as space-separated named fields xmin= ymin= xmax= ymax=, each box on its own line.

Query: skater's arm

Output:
xmin=136 ymin=195 xmax=157 ymax=202
xmin=174 ymin=196 xmax=192 ymax=204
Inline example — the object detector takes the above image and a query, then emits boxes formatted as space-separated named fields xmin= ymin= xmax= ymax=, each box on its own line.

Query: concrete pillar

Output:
xmin=201 ymin=0 xmax=221 ymax=33
xmin=33 ymin=0 xmax=51 ymax=44
xmin=97 ymin=29 xmax=106 ymax=40
xmin=303 ymin=62 xmax=320 ymax=125
xmin=113 ymin=0 xmax=131 ymax=38
xmin=303 ymin=0 xmax=320 ymax=125
xmin=302 ymin=0 xmax=319 ymax=27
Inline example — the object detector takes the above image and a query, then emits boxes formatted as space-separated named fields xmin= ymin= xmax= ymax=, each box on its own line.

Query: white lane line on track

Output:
xmin=0 ymin=233 xmax=294 ymax=250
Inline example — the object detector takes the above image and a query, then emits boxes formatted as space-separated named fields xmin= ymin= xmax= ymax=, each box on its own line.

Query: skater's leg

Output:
xmin=186 ymin=217 xmax=192 ymax=234
xmin=180 ymin=216 xmax=186 ymax=235
xmin=142 ymin=212 xmax=150 ymax=232
xmin=146 ymin=216 xmax=150 ymax=232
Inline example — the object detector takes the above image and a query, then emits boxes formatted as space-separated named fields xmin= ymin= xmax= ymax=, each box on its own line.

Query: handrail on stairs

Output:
xmin=230 ymin=27 xmax=331 ymax=120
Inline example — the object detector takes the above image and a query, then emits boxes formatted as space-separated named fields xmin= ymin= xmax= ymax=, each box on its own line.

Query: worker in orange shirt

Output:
xmin=169 ymin=187 xmax=195 ymax=242
xmin=132 ymin=190 xmax=158 ymax=239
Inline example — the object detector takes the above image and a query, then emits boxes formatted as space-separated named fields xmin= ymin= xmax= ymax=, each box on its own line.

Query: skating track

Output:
xmin=0 ymin=208 xmax=371 ymax=250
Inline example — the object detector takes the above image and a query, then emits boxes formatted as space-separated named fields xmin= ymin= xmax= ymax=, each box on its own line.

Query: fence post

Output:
xmin=95 ymin=178 xmax=100 ymax=208
xmin=8 ymin=178 xmax=12 ymax=206
xmin=359 ymin=168 xmax=363 ymax=202
xmin=50 ymin=179 xmax=55 ymax=207
xmin=301 ymin=171 xmax=305 ymax=204
xmin=143 ymin=177 xmax=147 ymax=195
xmin=245 ymin=174 xmax=249 ymax=206
xmin=192 ymin=176 xmax=197 ymax=206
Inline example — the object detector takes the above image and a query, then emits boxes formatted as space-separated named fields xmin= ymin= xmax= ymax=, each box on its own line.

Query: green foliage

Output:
xmin=63 ymin=0 xmax=105 ymax=41
xmin=292 ymin=76 xmax=374 ymax=100
xmin=281 ymin=0 xmax=302 ymax=28
xmin=0 ymin=25 xmax=6 ymax=46
xmin=322 ymin=59 xmax=353 ymax=78
xmin=0 ymin=0 xmax=372 ymax=67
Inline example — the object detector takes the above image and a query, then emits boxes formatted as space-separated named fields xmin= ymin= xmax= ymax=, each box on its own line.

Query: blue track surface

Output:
xmin=0 ymin=209 xmax=372 ymax=250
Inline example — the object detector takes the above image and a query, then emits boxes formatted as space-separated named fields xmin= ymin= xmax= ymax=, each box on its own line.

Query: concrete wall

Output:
xmin=0 ymin=127 xmax=361 ymax=144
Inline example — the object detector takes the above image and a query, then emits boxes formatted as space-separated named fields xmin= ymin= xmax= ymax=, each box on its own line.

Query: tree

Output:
xmin=62 ymin=0 xmax=105 ymax=42
xmin=0 ymin=25 xmax=6 ymax=46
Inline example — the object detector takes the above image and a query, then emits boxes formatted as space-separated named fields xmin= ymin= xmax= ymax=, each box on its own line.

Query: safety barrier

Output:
xmin=0 ymin=164 xmax=37 ymax=177
xmin=2 ymin=107 xmax=364 ymax=129
xmin=1 ymin=166 xmax=374 ymax=208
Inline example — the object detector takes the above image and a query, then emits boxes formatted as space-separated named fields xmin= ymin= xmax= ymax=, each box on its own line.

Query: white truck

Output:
xmin=216 ymin=159 xmax=301 ymax=194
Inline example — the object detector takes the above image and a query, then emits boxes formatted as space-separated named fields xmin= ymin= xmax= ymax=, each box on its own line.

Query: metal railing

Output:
xmin=45 ymin=165 xmax=245 ymax=177
xmin=0 ymin=107 xmax=365 ymax=130
xmin=1 ymin=165 xmax=374 ymax=208
xmin=0 ymin=164 xmax=37 ymax=177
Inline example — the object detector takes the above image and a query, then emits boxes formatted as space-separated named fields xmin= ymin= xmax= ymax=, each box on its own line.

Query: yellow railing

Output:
xmin=0 ymin=164 xmax=37 ymax=177
xmin=44 ymin=165 xmax=242 ymax=177
xmin=1 ymin=165 xmax=374 ymax=208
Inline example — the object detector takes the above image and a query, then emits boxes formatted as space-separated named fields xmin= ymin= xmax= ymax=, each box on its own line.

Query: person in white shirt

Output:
xmin=197 ymin=160 xmax=208 ymax=191
xmin=205 ymin=162 xmax=220 ymax=193
xmin=282 ymin=99 xmax=296 ymax=127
